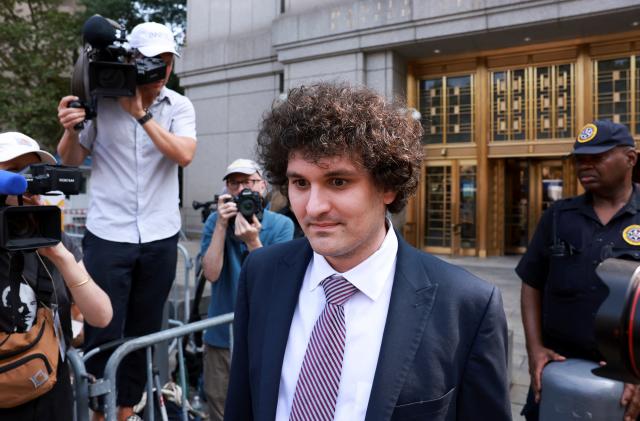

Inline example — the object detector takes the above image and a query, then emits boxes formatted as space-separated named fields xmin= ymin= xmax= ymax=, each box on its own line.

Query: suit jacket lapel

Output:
xmin=365 ymin=236 xmax=438 ymax=421
xmin=258 ymin=239 xmax=313 ymax=420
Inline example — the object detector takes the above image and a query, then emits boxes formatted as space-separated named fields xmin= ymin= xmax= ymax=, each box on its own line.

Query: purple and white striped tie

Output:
xmin=289 ymin=274 xmax=358 ymax=421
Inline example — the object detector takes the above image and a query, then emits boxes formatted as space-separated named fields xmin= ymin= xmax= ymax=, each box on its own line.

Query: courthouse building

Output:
xmin=178 ymin=0 xmax=640 ymax=256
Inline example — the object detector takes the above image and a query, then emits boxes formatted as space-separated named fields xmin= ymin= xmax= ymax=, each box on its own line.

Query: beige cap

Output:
xmin=0 ymin=132 xmax=56 ymax=165
xmin=223 ymin=159 xmax=261 ymax=180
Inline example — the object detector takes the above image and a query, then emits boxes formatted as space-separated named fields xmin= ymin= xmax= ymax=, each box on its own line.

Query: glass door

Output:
xmin=424 ymin=165 xmax=452 ymax=250
xmin=505 ymin=159 xmax=530 ymax=253
xmin=504 ymin=158 xmax=564 ymax=254
xmin=423 ymin=161 xmax=477 ymax=255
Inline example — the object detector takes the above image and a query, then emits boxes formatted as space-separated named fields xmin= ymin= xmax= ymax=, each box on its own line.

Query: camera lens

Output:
xmin=594 ymin=258 xmax=640 ymax=383
xmin=238 ymin=198 xmax=256 ymax=219
xmin=97 ymin=67 xmax=126 ymax=89
xmin=7 ymin=213 xmax=38 ymax=239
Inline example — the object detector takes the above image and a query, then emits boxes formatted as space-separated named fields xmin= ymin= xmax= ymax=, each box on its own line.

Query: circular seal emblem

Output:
xmin=623 ymin=225 xmax=640 ymax=246
xmin=577 ymin=123 xmax=598 ymax=143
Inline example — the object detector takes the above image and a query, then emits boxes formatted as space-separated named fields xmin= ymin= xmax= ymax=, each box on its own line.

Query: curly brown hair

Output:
xmin=256 ymin=82 xmax=424 ymax=213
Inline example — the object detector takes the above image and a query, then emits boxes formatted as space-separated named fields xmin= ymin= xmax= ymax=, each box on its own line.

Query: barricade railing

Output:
xmin=67 ymin=347 xmax=91 ymax=421
xmin=176 ymin=243 xmax=194 ymax=324
xmin=97 ymin=312 xmax=235 ymax=421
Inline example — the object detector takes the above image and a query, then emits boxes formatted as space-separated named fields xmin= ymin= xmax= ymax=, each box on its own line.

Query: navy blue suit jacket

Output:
xmin=224 ymin=236 xmax=511 ymax=421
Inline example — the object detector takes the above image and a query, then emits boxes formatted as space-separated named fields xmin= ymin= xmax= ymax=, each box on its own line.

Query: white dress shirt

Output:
xmin=80 ymin=87 xmax=197 ymax=243
xmin=275 ymin=224 xmax=398 ymax=420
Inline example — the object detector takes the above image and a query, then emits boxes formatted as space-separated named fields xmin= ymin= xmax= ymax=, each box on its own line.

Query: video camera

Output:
xmin=0 ymin=165 xmax=85 ymax=252
xmin=593 ymin=258 xmax=640 ymax=382
xmin=70 ymin=15 xmax=167 ymax=124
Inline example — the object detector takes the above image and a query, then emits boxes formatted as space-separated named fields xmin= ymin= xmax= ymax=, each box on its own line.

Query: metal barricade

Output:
xmin=97 ymin=312 xmax=234 ymax=421
xmin=176 ymin=243 xmax=194 ymax=324
xmin=67 ymin=348 xmax=91 ymax=421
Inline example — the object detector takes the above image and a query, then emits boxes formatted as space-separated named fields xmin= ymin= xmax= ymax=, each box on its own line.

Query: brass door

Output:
xmin=503 ymin=158 xmax=564 ymax=253
xmin=423 ymin=160 xmax=477 ymax=256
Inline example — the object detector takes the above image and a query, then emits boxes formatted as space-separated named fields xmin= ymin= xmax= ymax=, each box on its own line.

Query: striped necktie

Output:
xmin=289 ymin=274 xmax=358 ymax=421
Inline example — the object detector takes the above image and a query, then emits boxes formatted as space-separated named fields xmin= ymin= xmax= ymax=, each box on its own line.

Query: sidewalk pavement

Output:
xmin=174 ymin=239 xmax=528 ymax=419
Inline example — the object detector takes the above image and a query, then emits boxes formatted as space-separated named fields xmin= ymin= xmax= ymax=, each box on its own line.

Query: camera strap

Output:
xmin=34 ymin=252 xmax=58 ymax=308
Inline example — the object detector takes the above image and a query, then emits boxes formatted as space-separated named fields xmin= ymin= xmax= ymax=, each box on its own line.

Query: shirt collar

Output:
xmin=153 ymin=87 xmax=172 ymax=106
xmin=575 ymin=183 xmax=640 ymax=214
xmin=308 ymin=219 xmax=398 ymax=302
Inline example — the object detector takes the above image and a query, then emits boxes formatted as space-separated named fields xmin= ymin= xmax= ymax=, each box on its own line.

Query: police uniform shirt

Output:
xmin=516 ymin=185 xmax=640 ymax=359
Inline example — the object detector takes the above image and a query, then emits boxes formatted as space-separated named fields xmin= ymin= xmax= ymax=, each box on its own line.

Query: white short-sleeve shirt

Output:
xmin=79 ymin=87 xmax=196 ymax=243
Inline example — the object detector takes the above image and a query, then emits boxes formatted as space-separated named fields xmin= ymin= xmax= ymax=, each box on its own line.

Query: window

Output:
xmin=491 ymin=63 xmax=575 ymax=141
xmin=419 ymin=75 xmax=473 ymax=144
xmin=594 ymin=57 xmax=631 ymax=127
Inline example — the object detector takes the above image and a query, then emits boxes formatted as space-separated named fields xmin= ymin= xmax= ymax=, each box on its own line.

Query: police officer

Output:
xmin=517 ymin=120 xmax=640 ymax=420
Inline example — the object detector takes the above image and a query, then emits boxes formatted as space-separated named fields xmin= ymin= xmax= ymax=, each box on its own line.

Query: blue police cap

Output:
xmin=572 ymin=120 xmax=635 ymax=155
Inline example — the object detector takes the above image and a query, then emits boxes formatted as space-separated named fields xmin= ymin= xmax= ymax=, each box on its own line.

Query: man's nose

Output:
xmin=305 ymin=186 xmax=330 ymax=216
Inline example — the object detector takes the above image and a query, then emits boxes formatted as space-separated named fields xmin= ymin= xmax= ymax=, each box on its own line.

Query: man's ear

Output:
xmin=626 ymin=148 xmax=638 ymax=168
xmin=383 ymin=190 xmax=397 ymax=205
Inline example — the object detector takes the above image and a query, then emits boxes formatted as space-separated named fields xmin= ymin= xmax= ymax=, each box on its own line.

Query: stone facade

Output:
xmin=178 ymin=0 xmax=640 ymax=233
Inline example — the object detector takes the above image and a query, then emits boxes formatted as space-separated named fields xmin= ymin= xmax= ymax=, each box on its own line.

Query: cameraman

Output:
xmin=200 ymin=158 xmax=293 ymax=420
xmin=0 ymin=132 xmax=112 ymax=421
xmin=56 ymin=22 xmax=196 ymax=421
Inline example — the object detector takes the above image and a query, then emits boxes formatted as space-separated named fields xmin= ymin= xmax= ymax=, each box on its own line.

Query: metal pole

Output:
xmin=103 ymin=313 xmax=235 ymax=421
xmin=67 ymin=348 xmax=91 ymax=421
xmin=176 ymin=338 xmax=189 ymax=421
xmin=177 ymin=243 xmax=193 ymax=324
xmin=146 ymin=347 xmax=155 ymax=421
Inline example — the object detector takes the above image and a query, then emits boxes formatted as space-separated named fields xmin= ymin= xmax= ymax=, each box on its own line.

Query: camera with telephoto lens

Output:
xmin=593 ymin=258 xmax=640 ymax=383
xmin=214 ymin=188 xmax=264 ymax=223
xmin=0 ymin=165 xmax=85 ymax=252
xmin=70 ymin=15 xmax=167 ymax=125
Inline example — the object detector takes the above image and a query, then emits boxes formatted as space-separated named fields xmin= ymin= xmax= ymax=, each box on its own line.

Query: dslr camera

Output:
xmin=0 ymin=165 xmax=85 ymax=252
xmin=215 ymin=188 xmax=264 ymax=223
xmin=70 ymin=15 xmax=167 ymax=122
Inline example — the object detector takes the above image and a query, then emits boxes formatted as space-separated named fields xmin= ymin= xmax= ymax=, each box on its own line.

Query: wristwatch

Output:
xmin=137 ymin=111 xmax=153 ymax=126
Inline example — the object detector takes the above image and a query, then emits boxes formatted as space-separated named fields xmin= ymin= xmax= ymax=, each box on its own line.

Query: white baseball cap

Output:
xmin=223 ymin=159 xmax=262 ymax=180
xmin=128 ymin=22 xmax=180 ymax=58
xmin=0 ymin=132 xmax=56 ymax=165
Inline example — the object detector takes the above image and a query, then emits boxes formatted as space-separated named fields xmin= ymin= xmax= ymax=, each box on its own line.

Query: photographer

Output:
xmin=56 ymin=21 xmax=196 ymax=421
xmin=200 ymin=158 xmax=293 ymax=420
xmin=0 ymin=132 xmax=112 ymax=421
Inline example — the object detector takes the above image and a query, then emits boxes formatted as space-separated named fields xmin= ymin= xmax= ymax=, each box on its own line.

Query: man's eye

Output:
xmin=292 ymin=179 xmax=307 ymax=188
xmin=332 ymin=179 xmax=347 ymax=187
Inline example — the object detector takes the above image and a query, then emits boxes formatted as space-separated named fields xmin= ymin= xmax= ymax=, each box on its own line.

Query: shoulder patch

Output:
xmin=577 ymin=123 xmax=598 ymax=143
xmin=623 ymin=224 xmax=640 ymax=246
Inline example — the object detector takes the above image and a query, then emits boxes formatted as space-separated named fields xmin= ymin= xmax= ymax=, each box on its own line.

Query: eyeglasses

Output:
xmin=227 ymin=179 xmax=263 ymax=189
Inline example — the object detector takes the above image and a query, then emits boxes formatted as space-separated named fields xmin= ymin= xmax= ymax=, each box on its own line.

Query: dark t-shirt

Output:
xmin=0 ymin=234 xmax=81 ymax=342
xmin=0 ymin=234 xmax=82 ymax=419
xmin=516 ymin=188 xmax=640 ymax=359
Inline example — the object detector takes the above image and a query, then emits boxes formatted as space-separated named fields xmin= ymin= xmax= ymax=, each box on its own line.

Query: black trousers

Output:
xmin=82 ymin=230 xmax=178 ymax=409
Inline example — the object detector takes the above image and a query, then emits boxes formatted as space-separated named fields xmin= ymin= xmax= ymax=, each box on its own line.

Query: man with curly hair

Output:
xmin=224 ymin=82 xmax=511 ymax=421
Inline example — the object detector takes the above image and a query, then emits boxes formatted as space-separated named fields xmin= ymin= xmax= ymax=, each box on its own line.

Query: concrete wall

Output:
xmin=179 ymin=0 xmax=640 ymax=233
xmin=181 ymin=73 xmax=281 ymax=233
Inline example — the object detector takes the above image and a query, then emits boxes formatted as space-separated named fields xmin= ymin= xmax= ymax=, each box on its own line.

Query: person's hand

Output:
xmin=216 ymin=194 xmax=237 ymax=227
xmin=57 ymin=95 xmax=86 ymax=131
xmin=4 ymin=194 xmax=42 ymax=207
xmin=117 ymin=88 xmax=145 ymax=119
xmin=621 ymin=383 xmax=640 ymax=420
xmin=36 ymin=242 xmax=69 ymax=263
xmin=527 ymin=345 xmax=566 ymax=402
xmin=234 ymin=213 xmax=262 ymax=250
